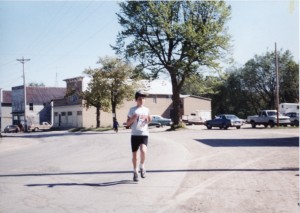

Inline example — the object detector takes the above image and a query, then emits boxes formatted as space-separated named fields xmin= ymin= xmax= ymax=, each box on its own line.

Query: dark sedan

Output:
xmin=204 ymin=114 xmax=243 ymax=130
xmin=4 ymin=125 xmax=20 ymax=133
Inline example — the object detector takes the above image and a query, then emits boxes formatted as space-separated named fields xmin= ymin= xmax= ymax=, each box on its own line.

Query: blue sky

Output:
xmin=0 ymin=0 xmax=299 ymax=91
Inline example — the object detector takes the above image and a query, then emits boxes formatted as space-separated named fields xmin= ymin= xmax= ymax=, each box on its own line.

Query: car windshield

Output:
xmin=268 ymin=111 xmax=276 ymax=116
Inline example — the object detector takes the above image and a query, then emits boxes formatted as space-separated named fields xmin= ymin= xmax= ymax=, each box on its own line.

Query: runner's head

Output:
xmin=135 ymin=90 xmax=148 ymax=101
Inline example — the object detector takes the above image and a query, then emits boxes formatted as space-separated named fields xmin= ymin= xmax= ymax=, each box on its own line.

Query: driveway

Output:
xmin=0 ymin=125 xmax=299 ymax=213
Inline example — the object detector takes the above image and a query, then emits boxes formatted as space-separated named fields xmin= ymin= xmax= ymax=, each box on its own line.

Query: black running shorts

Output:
xmin=131 ymin=135 xmax=148 ymax=152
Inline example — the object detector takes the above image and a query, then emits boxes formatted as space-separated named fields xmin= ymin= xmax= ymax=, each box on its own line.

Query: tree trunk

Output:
xmin=170 ymin=74 xmax=181 ymax=126
xmin=96 ymin=106 xmax=101 ymax=128
xmin=111 ymin=95 xmax=117 ymax=124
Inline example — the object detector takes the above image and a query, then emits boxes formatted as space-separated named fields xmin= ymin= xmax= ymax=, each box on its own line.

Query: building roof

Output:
xmin=180 ymin=94 xmax=212 ymax=101
xmin=26 ymin=86 xmax=66 ymax=104
xmin=146 ymin=79 xmax=172 ymax=95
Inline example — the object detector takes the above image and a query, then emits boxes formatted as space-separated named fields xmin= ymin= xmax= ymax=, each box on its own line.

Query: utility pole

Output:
xmin=275 ymin=43 xmax=279 ymax=127
xmin=16 ymin=57 xmax=30 ymax=132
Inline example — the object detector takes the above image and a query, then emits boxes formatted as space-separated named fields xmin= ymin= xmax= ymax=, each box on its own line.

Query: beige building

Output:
xmin=52 ymin=77 xmax=211 ymax=128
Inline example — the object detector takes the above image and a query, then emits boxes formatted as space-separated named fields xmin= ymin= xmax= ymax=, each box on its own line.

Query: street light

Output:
xmin=16 ymin=57 xmax=30 ymax=132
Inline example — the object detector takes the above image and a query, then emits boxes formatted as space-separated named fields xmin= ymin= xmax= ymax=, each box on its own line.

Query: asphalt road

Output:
xmin=0 ymin=125 xmax=299 ymax=213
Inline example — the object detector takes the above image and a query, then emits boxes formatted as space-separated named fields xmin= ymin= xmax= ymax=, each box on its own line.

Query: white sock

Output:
xmin=140 ymin=164 xmax=145 ymax=170
xmin=133 ymin=168 xmax=138 ymax=174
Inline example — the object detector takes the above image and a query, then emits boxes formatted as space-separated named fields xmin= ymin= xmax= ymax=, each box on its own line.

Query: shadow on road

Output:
xmin=1 ymin=167 xmax=298 ymax=178
xmin=195 ymin=137 xmax=299 ymax=147
xmin=26 ymin=180 xmax=136 ymax=188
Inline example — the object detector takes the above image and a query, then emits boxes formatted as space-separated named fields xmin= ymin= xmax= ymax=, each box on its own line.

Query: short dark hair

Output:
xmin=135 ymin=90 xmax=148 ymax=100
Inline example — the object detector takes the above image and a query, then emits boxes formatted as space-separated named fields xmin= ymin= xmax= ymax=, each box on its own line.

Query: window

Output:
xmin=153 ymin=96 xmax=157 ymax=104
xmin=68 ymin=112 xmax=72 ymax=116
xmin=54 ymin=112 xmax=58 ymax=116
xmin=77 ymin=111 xmax=82 ymax=116
xmin=61 ymin=112 xmax=66 ymax=116
xmin=29 ymin=103 xmax=33 ymax=111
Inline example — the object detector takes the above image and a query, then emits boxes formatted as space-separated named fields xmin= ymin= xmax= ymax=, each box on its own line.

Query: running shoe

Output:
xmin=140 ymin=168 xmax=146 ymax=178
xmin=133 ymin=172 xmax=139 ymax=182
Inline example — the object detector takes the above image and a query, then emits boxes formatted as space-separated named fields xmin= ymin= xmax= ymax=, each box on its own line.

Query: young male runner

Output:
xmin=126 ymin=90 xmax=151 ymax=182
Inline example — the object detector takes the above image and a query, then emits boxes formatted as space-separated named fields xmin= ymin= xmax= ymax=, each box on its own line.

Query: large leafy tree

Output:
xmin=240 ymin=50 xmax=299 ymax=113
xmin=277 ymin=51 xmax=299 ymax=103
xmin=113 ymin=1 xmax=231 ymax=126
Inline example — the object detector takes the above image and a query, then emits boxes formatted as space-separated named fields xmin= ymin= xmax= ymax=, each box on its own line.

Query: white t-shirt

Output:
xmin=128 ymin=106 xmax=150 ymax=136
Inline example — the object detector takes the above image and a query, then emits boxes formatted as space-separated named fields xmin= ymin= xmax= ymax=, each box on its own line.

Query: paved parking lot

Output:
xmin=0 ymin=125 xmax=299 ymax=213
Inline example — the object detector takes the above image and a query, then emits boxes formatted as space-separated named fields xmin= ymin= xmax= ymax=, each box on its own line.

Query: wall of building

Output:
xmin=0 ymin=105 xmax=12 ymax=131
xmin=65 ymin=96 xmax=175 ymax=128
xmin=53 ymin=95 xmax=213 ymax=128
xmin=182 ymin=96 xmax=211 ymax=115
xmin=27 ymin=105 xmax=48 ymax=125
xmin=53 ymin=105 xmax=83 ymax=128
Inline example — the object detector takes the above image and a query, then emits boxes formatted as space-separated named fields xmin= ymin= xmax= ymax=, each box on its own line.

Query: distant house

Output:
xmin=0 ymin=89 xmax=12 ymax=131
xmin=11 ymin=86 xmax=66 ymax=128
xmin=52 ymin=76 xmax=211 ymax=128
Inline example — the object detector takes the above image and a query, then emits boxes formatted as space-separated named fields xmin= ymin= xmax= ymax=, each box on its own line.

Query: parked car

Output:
xmin=123 ymin=120 xmax=162 ymax=129
xmin=28 ymin=122 xmax=52 ymax=132
xmin=285 ymin=112 xmax=299 ymax=127
xmin=148 ymin=121 xmax=162 ymax=128
xmin=204 ymin=114 xmax=243 ymax=130
xmin=247 ymin=110 xmax=291 ymax=128
xmin=4 ymin=125 xmax=20 ymax=133
xmin=151 ymin=115 xmax=173 ymax=126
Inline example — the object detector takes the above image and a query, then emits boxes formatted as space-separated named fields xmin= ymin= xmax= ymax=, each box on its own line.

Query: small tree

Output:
xmin=83 ymin=69 xmax=111 ymax=128
xmin=96 ymin=56 xmax=136 ymax=122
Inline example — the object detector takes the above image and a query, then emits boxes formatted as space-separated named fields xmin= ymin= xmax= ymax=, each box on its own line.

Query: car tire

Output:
xmin=251 ymin=121 xmax=256 ymax=128
xmin=269 ymin=120 xmax=275 ymax=128
xmin=236 ymin=126 xmax=241 ymax=129
xmin=206 ymin=124 xmax=212 ymax=129
xmin=221 ymin=123 xmax=228 ymax=130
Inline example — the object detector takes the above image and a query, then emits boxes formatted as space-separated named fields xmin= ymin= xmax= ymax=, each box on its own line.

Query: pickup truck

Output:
xmin=247 ymin=110 xmax=291 ymax=128
xmin=29 ymin=122 xmax=52 ymax=132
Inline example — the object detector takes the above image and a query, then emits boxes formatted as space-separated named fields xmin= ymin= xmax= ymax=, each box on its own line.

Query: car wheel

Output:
xmin=294 ymin=120 xmax=299 ymax=127
xmin=221 ymin=123 xmax=228 ymax=130
xmin=236 ymin=126 xmax=241 ymax=129
xmin=34 ymin=127 xmax=39 ymax=132
xmin=206 ymin=124 xmax=212 ymax=129
xmin=269 ymin=120 xmax=275 ymax=128
xmin=251 ymin=121 xmax=256 ymax=128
